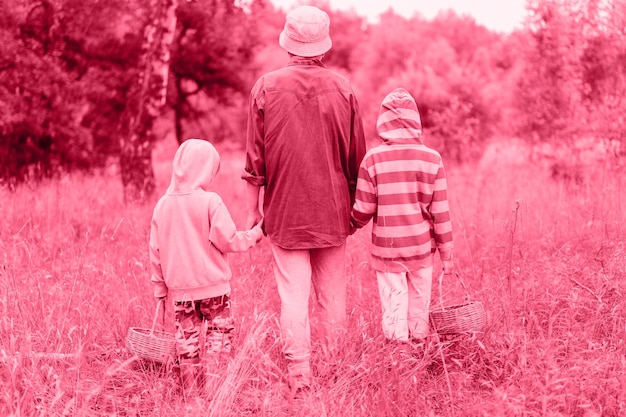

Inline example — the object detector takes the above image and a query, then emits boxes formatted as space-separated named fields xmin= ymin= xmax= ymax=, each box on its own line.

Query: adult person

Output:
xmin=242 ymin=5 xmax=366 ymax=395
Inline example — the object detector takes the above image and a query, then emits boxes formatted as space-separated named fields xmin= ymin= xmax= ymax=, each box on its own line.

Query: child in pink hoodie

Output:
xmin=149 ymin=139 xmax=263 ymax=393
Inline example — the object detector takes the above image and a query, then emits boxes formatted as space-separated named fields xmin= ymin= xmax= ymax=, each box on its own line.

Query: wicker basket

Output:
xmin=430 ymin=272 xmax=486 ymax=335
xmin=430 ymin=301 xmax=486 ymax=334
xmin=126 ymin=299 xmax=176 ymax=363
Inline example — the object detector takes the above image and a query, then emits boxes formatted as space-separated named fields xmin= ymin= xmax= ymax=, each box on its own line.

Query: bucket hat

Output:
xmin=279 ymin=5 xmax=332 ymax=57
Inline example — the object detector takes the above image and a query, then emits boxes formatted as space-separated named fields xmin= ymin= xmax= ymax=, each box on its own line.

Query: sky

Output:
xmin=270 ymin=0 xmax=528 ymax=33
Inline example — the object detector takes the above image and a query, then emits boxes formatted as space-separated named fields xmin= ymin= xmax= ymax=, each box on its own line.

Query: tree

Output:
xmin=323 ymin=8 xmax=367 ymax=72
xmin=0 ymin=0 xmax=147 ymax=186
xmin=578 ymin=0 xmax=626 ymax=146
xmin=0 ymin=1 xmax=98 ymax=186
xmin=169 ymin=0 xmax=260 ymax=144
xmin=56 ymin=0 xmax=146 ymax=167
xmin=118 ymin=0 xmax=178 ymax=203
xmin=349 ymin=10 xmax=508 ymax=162
xmin=515 ymin=0 xmax=586 ymax=145
xmin=0 ymin=0 xmax=261 ymax=194
xmin=515 ymin=0 xmax=626 ymax=156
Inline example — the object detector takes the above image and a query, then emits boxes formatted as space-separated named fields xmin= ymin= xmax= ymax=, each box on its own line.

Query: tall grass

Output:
xmin=1 ymin=142 xmax=624 ymax=416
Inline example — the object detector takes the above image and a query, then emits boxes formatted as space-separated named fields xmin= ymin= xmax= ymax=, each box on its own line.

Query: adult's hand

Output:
xmin=251 ymin=217 xmax=265 ymax=242
xmin=245 ymin=182 xmax=263 ymax=229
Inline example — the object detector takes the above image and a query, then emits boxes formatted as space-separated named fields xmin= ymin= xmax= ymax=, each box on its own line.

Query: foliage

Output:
xmin=0 ymin=0 xmax=261 ymax=187
xmin=323 ymin=8 xmax=368 ymax=73
xmin=515 ymin=0 xmax=626 ymax=152
xmin=349 ymin=11 xmax=506 ymax=163
xmin=169 ymin=0 xmax=261 ymax=143
xmin=0 ymin=31 xmax=92 ymax=185
xmin=0 ymin=0 xmax=145 ymax=187
xmin=2 ymin=0 xmax=626 ymax=187
xmin=515 ymin=0 xmax=585 ymax=144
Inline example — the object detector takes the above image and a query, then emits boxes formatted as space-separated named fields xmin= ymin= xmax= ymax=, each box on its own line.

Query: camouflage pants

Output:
xmin=173 ymin=295 xmax=234 ymax=364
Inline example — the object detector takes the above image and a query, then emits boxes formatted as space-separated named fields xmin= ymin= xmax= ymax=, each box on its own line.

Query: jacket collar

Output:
xmin=287 ymin=55 xmax=326 ymax=68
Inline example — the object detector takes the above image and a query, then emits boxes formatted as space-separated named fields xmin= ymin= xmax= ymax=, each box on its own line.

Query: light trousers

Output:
xmin=376 ymin=265 xmax=433 ymax=341
xmin=270 ymin=242 xmax=347 ymax=378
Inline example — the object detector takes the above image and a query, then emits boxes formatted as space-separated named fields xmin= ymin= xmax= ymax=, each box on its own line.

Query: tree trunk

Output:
xmin=174 ymin=76 xmax=185 ymax=145
xmin=119 ymin=0 xmax=178 ymax=203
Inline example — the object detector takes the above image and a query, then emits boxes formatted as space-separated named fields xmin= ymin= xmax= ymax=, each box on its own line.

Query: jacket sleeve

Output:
xmin=208 ymin=195 xmax=263 ymax=253
xmin=149 ymin=212 xmax=168 ymax=298
xmin=242 ymin=81 xmax=267 ymax=187
xmin=348 ymin=93 xmax=367 ymax=206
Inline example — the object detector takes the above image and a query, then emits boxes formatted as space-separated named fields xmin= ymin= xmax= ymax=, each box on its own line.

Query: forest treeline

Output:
xmin=1 ymin=0 xmax=625 ymax=199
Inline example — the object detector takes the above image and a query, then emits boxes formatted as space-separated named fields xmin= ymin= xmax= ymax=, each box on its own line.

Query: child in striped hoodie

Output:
xmin=351 ymin=88 xmax=454 ymax=344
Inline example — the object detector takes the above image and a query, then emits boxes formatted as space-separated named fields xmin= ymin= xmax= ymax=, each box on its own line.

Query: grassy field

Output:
xmin=1 ymin=141 xmax=624 ymax=416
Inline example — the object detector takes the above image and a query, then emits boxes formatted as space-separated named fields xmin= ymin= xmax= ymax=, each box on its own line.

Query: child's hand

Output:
xmin=349 ymin=217 xmax=359 ymax=235
xmin=442 ymin=259 xmax=454 ymax=275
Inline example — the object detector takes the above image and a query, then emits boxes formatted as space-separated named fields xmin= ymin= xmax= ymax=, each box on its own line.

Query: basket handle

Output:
xmin=456 ymin=272 xmax=469 ymax=294
xmin=437 ymin=271 xmax=472 ymax=312
xmin=149 ymin=298 xmax=165 ymax=335
xmin=437 ymin=271 xmax=445 ymax=311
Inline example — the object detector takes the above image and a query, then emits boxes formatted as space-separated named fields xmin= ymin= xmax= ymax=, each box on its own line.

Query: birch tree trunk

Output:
xmin=119 ymin=0 xmax=178 ymax=203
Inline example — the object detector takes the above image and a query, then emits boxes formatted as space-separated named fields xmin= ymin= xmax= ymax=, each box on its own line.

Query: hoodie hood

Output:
xmin=167 ymin=139 xmax=220 ymax=194
xmin=376 ymin=88 xmax=423 ymax=144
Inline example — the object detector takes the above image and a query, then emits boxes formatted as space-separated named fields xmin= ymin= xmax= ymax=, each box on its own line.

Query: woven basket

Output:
xmin=430 ymin=301 xmax=486 ymax=334
xmin=430 ymin=272 xmax=486 ymax=335
xmin=126 ymin=299 xmax=176 ymax=363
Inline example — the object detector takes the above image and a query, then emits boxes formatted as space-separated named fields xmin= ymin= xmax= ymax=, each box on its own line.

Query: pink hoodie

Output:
xmin=149 ymin=139 xmax=263 ymax=301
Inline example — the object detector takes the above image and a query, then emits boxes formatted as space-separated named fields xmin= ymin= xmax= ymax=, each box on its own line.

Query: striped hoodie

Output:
xmin=351 ymin=88 xmax=453 ymax=272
